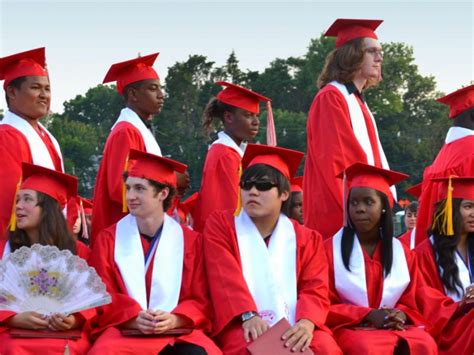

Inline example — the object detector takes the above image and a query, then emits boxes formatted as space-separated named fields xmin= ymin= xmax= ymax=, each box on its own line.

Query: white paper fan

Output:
xmin=0 ymin=244 xmax=111 ymax=315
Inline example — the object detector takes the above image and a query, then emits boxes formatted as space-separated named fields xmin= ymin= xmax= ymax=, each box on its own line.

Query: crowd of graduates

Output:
xmin=0 ymin=17 xmax=473 ymax=355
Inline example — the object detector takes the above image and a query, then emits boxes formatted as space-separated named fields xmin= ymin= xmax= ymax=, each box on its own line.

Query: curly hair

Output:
xmin=202 ymin=97 xmax=238 ymax=139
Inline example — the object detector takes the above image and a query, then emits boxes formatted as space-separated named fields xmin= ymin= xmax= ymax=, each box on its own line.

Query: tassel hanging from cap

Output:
xmin=431 ymin=175 xmax=455 ymax=236
xmin=122 ymin=154 xmax=129 ymax=213
xmin=266 ymin=101 xmax=277 ymax=147
xmin=9 ymin=178 xmax=22 ymax=232
xmin=234 ymin=163 xmax=243 ymax=216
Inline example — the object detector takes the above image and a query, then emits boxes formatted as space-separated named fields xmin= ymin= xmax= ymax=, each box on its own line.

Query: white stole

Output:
xmin=2 ymin=242 xmax=11 ymax=258
xmin=333 ymin=228 xmax=410 ymax=308
xmin=235 ymin=211 xmax=297 ymax=325
xmin=445 ymin=126 xmax=474 ymax=144
xmin=430 ymin=236 xmax=471 ymax=302
xmin=1 ymin=110 xmax=64 ymax=171
xmin=114 ymin=214 xmax=183 ymax=311
xmin=112 ymin=108 xmax=162 ymax=156
xmin=210 ymin=131 xmax=245 ymax=157
xmin=329 ymin=81 xmax=396 ymax=200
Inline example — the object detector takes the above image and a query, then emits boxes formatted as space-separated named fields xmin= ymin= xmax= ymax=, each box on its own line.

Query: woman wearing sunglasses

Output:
xmin=324 ymin=162 xmax=437 ymax=354
xmin=193 ymin=82 xmax=271 ymax=232
xmin=203 ymin=144 xmax=341 ymax=355
xmin=415 ymin=176 xmax=474 ymax=354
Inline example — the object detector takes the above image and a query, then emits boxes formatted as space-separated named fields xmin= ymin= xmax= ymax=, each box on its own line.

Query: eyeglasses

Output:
xmin=364 ymin=47 xmax=384 ymax=58
xmin=240 ymin=180 xmax=278 ymax=191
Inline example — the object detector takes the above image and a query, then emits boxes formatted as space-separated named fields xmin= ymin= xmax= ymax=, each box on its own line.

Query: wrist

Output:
xmin=241 ymin=311 xmax=258 ymax=323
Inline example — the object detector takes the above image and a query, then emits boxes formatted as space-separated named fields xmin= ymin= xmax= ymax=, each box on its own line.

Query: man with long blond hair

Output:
xmin=303 ymin=18 xmax=393 ymax=239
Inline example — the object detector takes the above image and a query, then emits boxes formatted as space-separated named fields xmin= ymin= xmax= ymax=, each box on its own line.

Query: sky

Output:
xmin=0 ymin=0 xmax=472 ymax=113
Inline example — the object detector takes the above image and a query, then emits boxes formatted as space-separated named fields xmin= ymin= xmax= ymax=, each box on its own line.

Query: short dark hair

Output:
xmin=122 ymin=80 xmax=145 ymax=102
xmin=123 ymin=172 xmax=176 ymax=212
xmin=8 ymin=191 xmax=76 ymax=254
xmin=452 ymin=107 xmax=474 ymax=130
xmin=405 ymin=201 xmax=418 ymax=214
xmin=241 ymin=163 xmax=291 ymax=212
xmin=5 ymin=76 xmax=28 ymax=107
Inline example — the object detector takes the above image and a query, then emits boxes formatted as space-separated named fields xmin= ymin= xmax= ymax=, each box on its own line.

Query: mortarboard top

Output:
xmin=0 ymin=47 xmax=47 ymax=90
xmin=437 ymin=84 xmax=474 ymax=119
xmin=291 ymin=176 xmax=303 ymax=193
xmin=405 ymin=183 xmax=422 ymax=200
xmin=242 ymin=144 xmax=304 ymax=180
xmin=325 ymin=18 xmax=383 ymax=48
xmin=103 ymin=52 xmax=159 ymax=95
xmin=216 ymin=81 xmax=271 ymax=114
xmin=21 ymin=163 xmax=78 ymax=209
xmin=127 ymin=149 xmax=187 ymax=188
xmin=338 ymin=162 xmax=408 ymax=207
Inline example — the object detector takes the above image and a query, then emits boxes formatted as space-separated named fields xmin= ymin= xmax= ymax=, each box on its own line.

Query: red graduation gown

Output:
xmin=87 ymin=223 xmax=221 ymax=355
xmin=91 ymin=122 xmax=146 ymax=245
xmin=0 ymin=124 xmax=63 ymax=239
xmin=398 ymin=229 xmax=413 ymax=249
xmin=203 ymin=210 xmax=341 ymax=355
xmin=415 ymin=239 xmax=474 ymax=354
xmin=324 ymin=238 xmax=438 ymax=355
xmin=0 ymin=240 xmax=93 ymax=355
xmin=303 ymin=84 xmax=384 ymax=239
xmin=194 ymin=144 xmax=241 ymax=232
xmin=415 ymin=135 xmax=474 ymax=246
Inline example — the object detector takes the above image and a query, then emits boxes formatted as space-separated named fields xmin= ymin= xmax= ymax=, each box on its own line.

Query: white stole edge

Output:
xmin=210 ymin=131 xmax=245 ymax=157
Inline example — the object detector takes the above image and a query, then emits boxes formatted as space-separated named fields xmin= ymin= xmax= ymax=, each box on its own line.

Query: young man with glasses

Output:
xmin=203 ymin=144 xmax=341 ymax=354
xmin=304 ymin=18 xmax=393 ymax=240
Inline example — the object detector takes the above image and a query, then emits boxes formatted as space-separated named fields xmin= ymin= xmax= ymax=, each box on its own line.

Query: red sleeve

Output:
xmin=172 ymin=228 xmax=212 ymax=333
xmin=87 ymin=226 xmax=142 ymax=338
xmin=203 ymin=211 xmax=257 ymax=336
xmin=0 ymin=127 xmax=32 ymax=239
xmin=294 ymin=223 xmax=330 ymax=331
xmin=324 ymin=238 xmax=372 ymax=329
xmin=304 ymin=87 xmax=368 ymax=238
xmin=195 ymin=146 xmax=240 ymax=232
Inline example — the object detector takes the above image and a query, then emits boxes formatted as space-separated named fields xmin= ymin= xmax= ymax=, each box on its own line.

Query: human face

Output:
xmin=15 ymin=189 xmax=42 ymax=233
xmin=7 ymin=76 xmax=51 ymax=120
xmin=459 ymin=199 xmax=474 ymax=235
xmin=348 ymin=187 xmax=384 ymax=235
xmin=225 ymin=108 xmax=260 ymax=142
xmin=404 ymin=210 xmax=417 ymax=230
xmin=241 ymin=176 xmax=289 ymax=221
xmin=131 ymin=79 xmax=164 ymax=119
xmin=125 ymin=176 xmax=167 ymax=219
xmin=72 ymin=215 xmax=81 ymax=236
xmin=290 ymin=192 xmax=303 ymax=224
xmin=354 ymin=38 xmax=383 ymax=83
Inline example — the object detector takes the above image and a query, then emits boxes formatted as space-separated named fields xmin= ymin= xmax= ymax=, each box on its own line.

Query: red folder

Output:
xmin=247 ymin=318 xmax=314 ymax=355
xmin=10 ymin=328 xmax=82 ymax=339
xmin=121 ymin=328 xmax=193 ymax=337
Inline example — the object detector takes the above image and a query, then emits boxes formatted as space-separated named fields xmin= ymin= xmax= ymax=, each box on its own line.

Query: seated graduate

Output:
xmin=0 ymin=163 xmax=92 ymax=354
xmin=415 ymin=176 xmax=474 ymax=354
xmin=88 ymin=149 xmax=221 ymax=355
xmin=284 ymin=176 xmax=304 ymax=225
xmin=324 ymin=162 xmax=437 ymax=355
xmin=397 ymin=183 xmax=422 ymax=250
xmin=203 ymin=144 xmax=341 ymax=355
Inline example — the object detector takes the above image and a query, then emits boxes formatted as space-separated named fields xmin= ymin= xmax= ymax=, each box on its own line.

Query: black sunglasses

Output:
xmin=240 ymin=180 xmax=278 ymax=191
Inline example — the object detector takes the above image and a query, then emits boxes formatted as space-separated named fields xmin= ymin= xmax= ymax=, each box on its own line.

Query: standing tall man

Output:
xmin=415 ymin=85 xmax=474 ymax=245
xmin=304 ymin=19 xmax=393 ymax=239
xmin=0 ymin=47 xmax=64 ymax=238
xmin=91 ymin=53 xmax=169 ymax=245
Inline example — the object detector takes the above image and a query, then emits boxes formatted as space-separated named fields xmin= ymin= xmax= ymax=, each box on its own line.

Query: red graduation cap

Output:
xmin=432 ymin=176 xmax=474 ymax=203
xmin=437 ymin=84 xmax=474 ymax=119
xmin=103 ymin=52 xmax=160 ymax=95
xmin=338 ymin=162 xmax=408 ymax=208
xmin=127 ymin=149 xmax=187 ymax=187
xmin=405 ymin=183 xmax=422 ymax=200
xmin=77 ymin=197 xmax=93 ymax=214
xmin=325 ymin=19 xmax=383 ymax=48
xmin=20 ymin=163 xmax=78 ymax=209
xmin=216 ymin=81 xmax=271 ymax=114
xmin=291 ymin=176 xmax=303 ymax=193
xmin=0 ymin=47 xmax=48 ymax=90
xmin=242 ymin=144 xmax=304 ymax=180
xmin=179 ymin=192 xmax=199 ymax=215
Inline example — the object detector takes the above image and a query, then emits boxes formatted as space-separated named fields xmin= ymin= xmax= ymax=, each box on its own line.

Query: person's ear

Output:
xmin=223 ymin=111 xmax=234 ymax=125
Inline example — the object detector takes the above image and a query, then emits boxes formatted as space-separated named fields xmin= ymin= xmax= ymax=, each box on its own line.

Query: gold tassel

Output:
xmin=122 ymin=155 xmax=129 ymax=213
xmin=431 ymin=175 xmax=455 ymax=236
xmin=234 ymin=163 xmax=243 ymax=216
xmin=9 ymin=178 xmax=21 ymax=232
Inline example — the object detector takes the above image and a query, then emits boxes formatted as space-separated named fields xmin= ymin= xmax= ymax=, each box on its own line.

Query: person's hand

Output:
xmin=152 ymin=310 xmax=190 ymax=334
xmin=48 ymin=313 xmax=79 ymax=331
xmin=6 ymin=311 xmax=49 ymax=330
xmin=459 ymin=284 xmax=474 ymax=310
xmin=364 ymin=309 xmax=406 ymax=330
xmin=242 ymin=315 xmax=269 ymax=342
xmin=134 ymin=310 xmax=159 ymax=334
xmin=176 ymin=171 xmax=191 ymax=196
xmin=281 ymin=319 xmax=314 ymax=352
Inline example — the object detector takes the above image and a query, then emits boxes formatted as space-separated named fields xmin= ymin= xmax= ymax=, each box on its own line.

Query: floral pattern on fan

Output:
xmin=0 ymin=244 xmax=111 ymax=315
